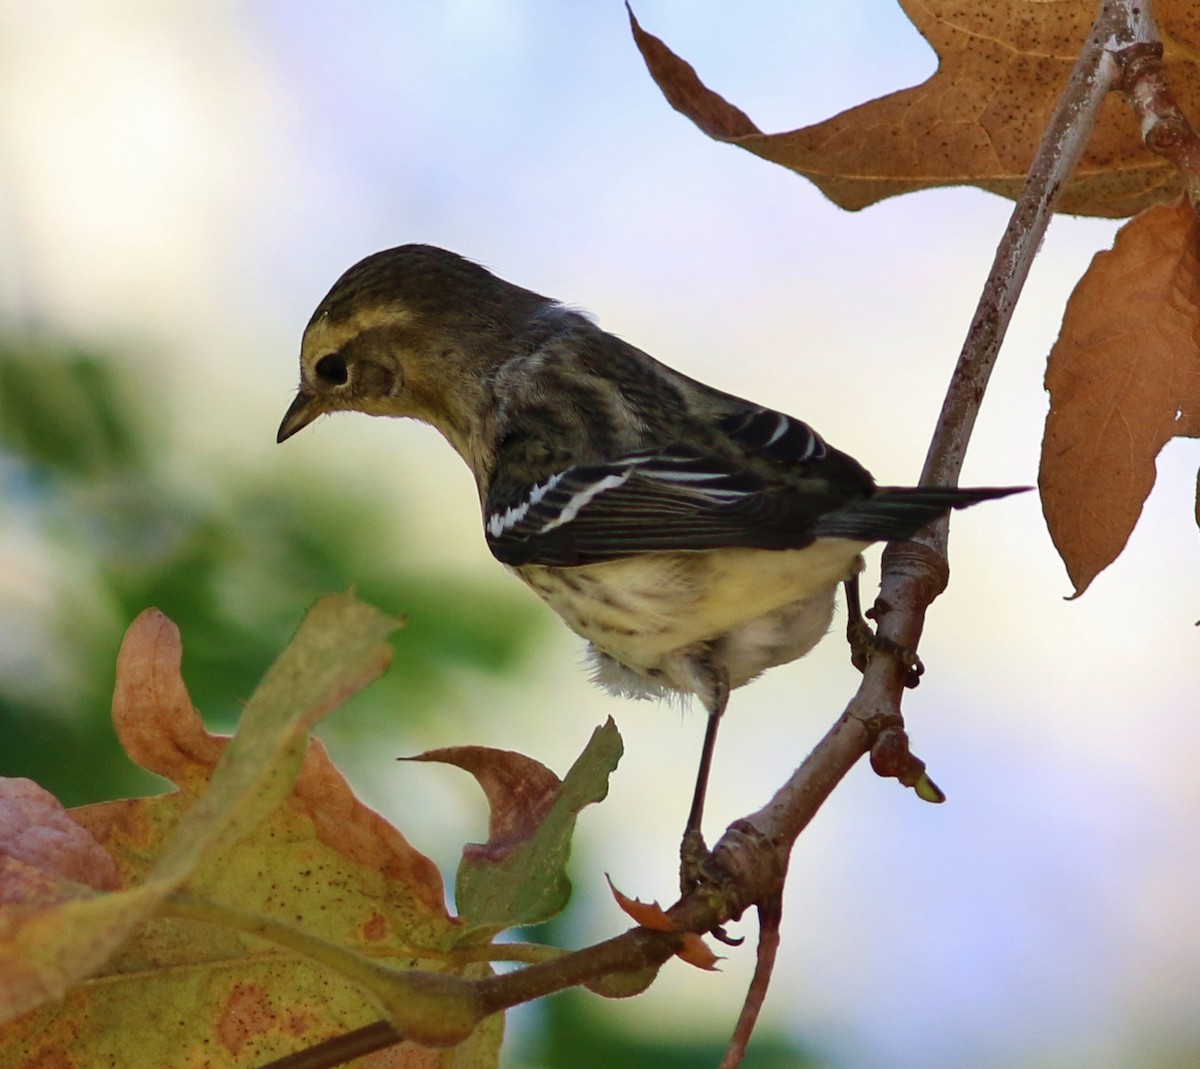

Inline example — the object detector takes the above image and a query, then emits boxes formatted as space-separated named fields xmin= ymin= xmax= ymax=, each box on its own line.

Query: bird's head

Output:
xmin=277 ymin=244 xmax=548 ymax=453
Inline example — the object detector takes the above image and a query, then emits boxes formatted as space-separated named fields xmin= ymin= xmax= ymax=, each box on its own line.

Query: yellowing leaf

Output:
xmin=630 ymin=1 xmax=1200 ymax=217
xmin=0 ymin=596 xmax=500 ymax=1069
xmin=1041 ymin=196 xmax=1200 ymax=595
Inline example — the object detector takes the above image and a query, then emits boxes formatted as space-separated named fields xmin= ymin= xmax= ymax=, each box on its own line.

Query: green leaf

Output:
xmin=453 ymin=719 xmax=622 ymax=934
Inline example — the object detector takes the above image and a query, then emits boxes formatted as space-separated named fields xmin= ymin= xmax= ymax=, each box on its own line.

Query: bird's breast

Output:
xmin=514 ymin=539 xmax=869 ymax=688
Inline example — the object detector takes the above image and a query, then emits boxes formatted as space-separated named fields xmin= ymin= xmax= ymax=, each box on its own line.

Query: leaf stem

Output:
xmin=163 ymin=892 xmax=410 ymax=985
xmin=164 ymin=891 xmax=564 ymax=966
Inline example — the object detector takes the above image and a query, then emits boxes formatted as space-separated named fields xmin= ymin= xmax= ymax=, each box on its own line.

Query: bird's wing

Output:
xmin=485 ymin=446 xmax=821 ymax=566
xmin=484 ymin=407 xmax=863 ymax=567
xmin=713 ymin=405 xmax=833 ymax=465
xmin=483 ymin=400 xmax=1026 ymax=567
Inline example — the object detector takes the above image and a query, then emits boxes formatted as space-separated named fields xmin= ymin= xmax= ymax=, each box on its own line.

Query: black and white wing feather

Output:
xmin=483 ymin=405 xmax=867 ymax=567
xmin=484 ymin=405 xmax=1024 ymax=568
xmin=486 ymin=446 xmax=801 ymax=566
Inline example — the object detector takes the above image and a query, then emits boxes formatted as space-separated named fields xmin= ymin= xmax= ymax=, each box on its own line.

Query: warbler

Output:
xmin=278 ymin=244 xmax=1020 ymax=860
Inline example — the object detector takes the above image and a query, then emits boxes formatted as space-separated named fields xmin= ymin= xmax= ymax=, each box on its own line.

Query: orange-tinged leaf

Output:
xmin=110 ymin=608 xmax=224 ymax=791
xmin=0 ymin=780 xmax=124 ymax=1026
xmin=673 ymin=932 xmax=720 ymax=971
xmin=287 ymin=741 xmax=448 ymax=915
xmin=630 ymin=2 xmax=1200 ymax=217
xmin=606 ymin=878 xmax=719 ymax=971
xmin=0 ymin=638 xmax=504 ymax=1064
xmin=608 ymin=878 xmax=674 ymax=931
xmin=1041 ymin=196 xmax=1200 ymax=595
xmin=0 ymin=594 xmax=453 ymax=1062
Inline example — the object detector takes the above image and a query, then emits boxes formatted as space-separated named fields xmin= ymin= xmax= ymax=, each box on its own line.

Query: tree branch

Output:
xmin=714 ymin=0 xmax=1142 ymax=888
xmin=1110 ymin=16 xmax=1200 ymax=204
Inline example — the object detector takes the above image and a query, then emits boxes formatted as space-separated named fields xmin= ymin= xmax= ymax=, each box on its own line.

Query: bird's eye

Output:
xmin=315 ymin=352 xmax=349 ymax=386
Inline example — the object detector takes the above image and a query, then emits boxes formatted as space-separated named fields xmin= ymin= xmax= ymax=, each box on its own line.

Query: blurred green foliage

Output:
xmin=0 ymin=336 xmax=542 ymax=805
xmin=531 ymin=989 xmax=823 ymax=1069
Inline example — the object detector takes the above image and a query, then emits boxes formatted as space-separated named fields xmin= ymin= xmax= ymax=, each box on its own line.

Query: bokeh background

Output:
xmin=2 ymin=3 xmax=1197 ymax=1068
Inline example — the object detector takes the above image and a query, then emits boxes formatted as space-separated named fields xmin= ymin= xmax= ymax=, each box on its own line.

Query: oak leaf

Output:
xmin=415 ymin=721 xmax=623 ymax=934
xmin=0 ymin=598 xmax=507 ymax=1067
xmin=1041 ymin=196 xmax=1200 ymax=596
xmin=0 ymin=779 xmax=119 ymax=895
xmin=629 ymin=1 xmax=1200 ymax=217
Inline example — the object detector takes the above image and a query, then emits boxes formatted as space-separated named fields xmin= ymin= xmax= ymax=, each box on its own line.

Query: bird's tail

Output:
xmin=812 ymin=485 xmax=1027 ymax=542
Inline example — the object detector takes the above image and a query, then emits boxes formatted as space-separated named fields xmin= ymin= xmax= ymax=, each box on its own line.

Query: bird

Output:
xmin=278 ymin=244 xmax=1022 ymax=880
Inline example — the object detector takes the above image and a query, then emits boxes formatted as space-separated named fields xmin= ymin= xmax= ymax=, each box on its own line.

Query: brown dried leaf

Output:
xmin=407 ymin=747 xmax=561 ymax=858
xmin=629 ymin=1 xmax=1200 ymax=217
xmin=1041 ymin=195 xmax=1200 ymax=595
xmin=625 ymin=2 xmax=758 ymax=140
xmin=606 ymin=878 xmax=719 ymax=971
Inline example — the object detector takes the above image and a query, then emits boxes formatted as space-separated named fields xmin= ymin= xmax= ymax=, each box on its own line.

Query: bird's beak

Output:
xmin=277 ymin=389 xmax=324 ymax=443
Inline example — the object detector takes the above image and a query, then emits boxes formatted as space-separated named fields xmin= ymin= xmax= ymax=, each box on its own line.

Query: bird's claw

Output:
xmin=843 ymin=574 xmax=924 ymax=688
xmin=678 ymin=828 xmax=744 ymax=945
xmin=847 ymin=615 xmax=924 ymax=689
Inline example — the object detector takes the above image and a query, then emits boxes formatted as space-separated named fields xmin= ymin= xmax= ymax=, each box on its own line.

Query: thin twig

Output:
xmin=920 ymin=0 xmax=1136 ymax=496
xmin=722 ymin=0 xmax=1143 ymax=881
xmin=1110 ymin=16 xmax=1200 ymax=205
xmin=855 ymin=0 xmax=1160 ymax=771
xmin=860 ymin=0 xmax=1142 ymax=689
xmin=720 ymin=896 xmax=783 ymax=1069
xmin=254 ymin=1022 xmax=403 ymax=1069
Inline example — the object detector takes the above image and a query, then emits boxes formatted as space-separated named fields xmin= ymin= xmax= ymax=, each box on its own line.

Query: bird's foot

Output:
xmin=678 ymin=827 xmax=743 ymax=945
xmin=843 ymin=574 xmax=924 ymax=688
xmin=847 ymin=614 xmax=924 ymax=689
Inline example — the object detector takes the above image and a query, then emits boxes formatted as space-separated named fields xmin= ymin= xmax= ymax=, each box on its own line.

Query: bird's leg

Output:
xmin=679 ymin=660 xmax=745 ymax=945
xmin=844 ymin=573 xmax=924 ymax=689
xmin=680 ymin=656 xmax=729 ymax=895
